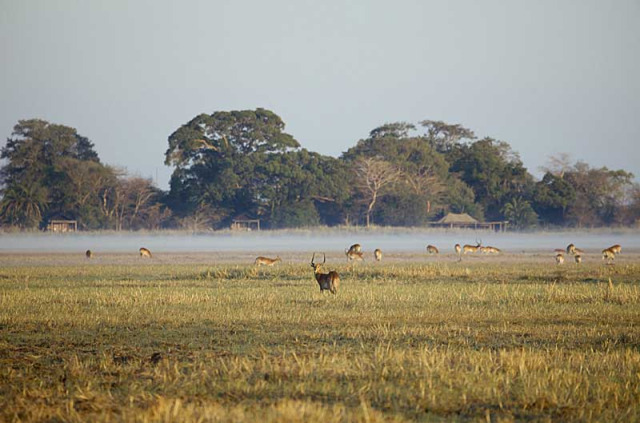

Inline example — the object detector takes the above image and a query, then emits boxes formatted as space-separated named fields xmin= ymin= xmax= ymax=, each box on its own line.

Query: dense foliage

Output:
xmin=1 ymin=111 xmax=639 ymax=230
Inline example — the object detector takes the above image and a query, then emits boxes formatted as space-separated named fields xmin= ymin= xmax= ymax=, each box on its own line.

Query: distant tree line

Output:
xmin=1 ymin=111 xmax=639 ymax=230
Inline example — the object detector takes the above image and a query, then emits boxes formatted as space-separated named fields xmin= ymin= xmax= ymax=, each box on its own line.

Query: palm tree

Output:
xmin=0 ymin=182 xmax=48 ymax=228
xmin=501 ymin=197 xmax=538 ymax=229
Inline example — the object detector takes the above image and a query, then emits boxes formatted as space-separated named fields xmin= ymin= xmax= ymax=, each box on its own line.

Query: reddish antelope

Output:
xmin=139 ymin=247 xmax=152 ymax=258
xmin=310 ymin=253 xmax=340 ymax=294
xmin=463 ymin=239 xmax=482 ymax=254
xmin=481 ymin=246 xmax=501 ymax=254
xmin=574 ymin=254 xmax=582 ymax=264
xmin=555 ymin=253 xmax=565 ymax=265
xmin=374 ymin=248 xmax=382 ymax=261
xmin=607 ymin=244 xmax=622 ymax=255
xmin=426 ymin=245 xmax=439 ymax=254
xmin=85 ymin=249 xmax=93 ymax=259
xmin=345 ymin=248 xmax=365 ymax=262
xmin=566 ymin=244 xmax=576 ymax=255
xmin=255 ymin=256 xmax=281 ymax=266
xmin=347 ymin=243 xmax=361 ymax=254
xmin=454 ymin=244 xmax=462 ymax=261
xmin=602 ymin=248 xmax=616 ymax=264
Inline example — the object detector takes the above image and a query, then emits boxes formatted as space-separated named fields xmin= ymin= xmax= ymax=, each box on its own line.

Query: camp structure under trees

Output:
xmin=1 ymin=111 xmax=639 ymax=230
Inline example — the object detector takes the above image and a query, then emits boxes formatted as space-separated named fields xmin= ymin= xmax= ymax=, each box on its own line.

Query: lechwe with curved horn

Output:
xmin=255 ymin=256 xmax=281 ymax=266
xmin=463 ymin=239 xmax=482 ymax=254
xmin=311 ymin=253 xmax=340 ymax=294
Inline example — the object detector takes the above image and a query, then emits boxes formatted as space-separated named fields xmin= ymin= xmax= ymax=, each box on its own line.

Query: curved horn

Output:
xmin=311 ymin=252 xmax=316 ymax=265
xmin=322 ymin=253 xmax=326 ymax=264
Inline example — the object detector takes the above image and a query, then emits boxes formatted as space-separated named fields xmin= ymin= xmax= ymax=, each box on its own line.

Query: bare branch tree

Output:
xmin=354 ymin=158 xmax=401 ymax=227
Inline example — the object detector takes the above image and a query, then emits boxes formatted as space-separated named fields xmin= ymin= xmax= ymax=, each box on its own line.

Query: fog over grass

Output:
xmin=1 ymin=229 xmax=638 ymax=253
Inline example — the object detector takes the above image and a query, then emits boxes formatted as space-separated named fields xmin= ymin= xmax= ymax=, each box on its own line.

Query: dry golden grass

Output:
xmin=0 ymin=255 xmax=639 ymax=422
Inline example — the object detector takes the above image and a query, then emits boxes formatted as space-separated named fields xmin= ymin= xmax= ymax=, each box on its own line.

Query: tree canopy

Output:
xmin=1 ymin=113 xmax=638 ymax=230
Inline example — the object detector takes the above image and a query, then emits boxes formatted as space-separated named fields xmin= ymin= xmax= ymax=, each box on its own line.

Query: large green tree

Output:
xmin=165 ymin=108 xmax=349 ymax=228
xmin=0 ymin=119 xmax=108 ymax=229
xmin=447 ymin=137 xmax=534 ymax=221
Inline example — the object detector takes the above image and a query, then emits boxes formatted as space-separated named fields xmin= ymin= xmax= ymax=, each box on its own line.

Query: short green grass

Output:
xmin=1 ymin=258 xmax=639 ymax=422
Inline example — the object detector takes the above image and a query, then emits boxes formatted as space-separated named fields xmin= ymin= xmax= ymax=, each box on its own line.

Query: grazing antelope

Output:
xmin=574 ymin=254 xmax=582 ymax=264
xmin=554 ymin=248 xmax=565 ymax=254
xmin=139 ymin=247 xmax=152 ymax=258
xmin=345 ymin=248 xmax=365 ymax=262
xmin=310 ymin=253 xmax=340 ymax=294
xmin=254 ymin=256 xmax=281 ymax=266
xmin=347 ymin=243 xmax=361 ymax=254
xmin=555 ymin=253 xmax=565 ymax=265
xmin=374 ymin=248 xmax=382 ymax=261
xmin=463 ymin=239 xmax=482 ymax=254
xmin=426 ymin=245 xmax=439 ymax=254
xmin=602 ymin=248 xmax=616 ymax=264
xmin=85 ymin=249 xmax=93 ymax=259
xmin=607 ymin=244 xmax=622 ymax=255
xmin=481 ymin=246 xmax=501 ymax=254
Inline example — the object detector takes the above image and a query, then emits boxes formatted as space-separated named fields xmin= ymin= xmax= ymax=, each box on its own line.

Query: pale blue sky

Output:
xmin=1 ymin=0 xmax=638 ymax=188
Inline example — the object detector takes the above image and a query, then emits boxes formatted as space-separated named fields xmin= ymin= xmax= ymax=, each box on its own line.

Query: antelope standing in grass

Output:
xmin=85 ymin=249 xmax=93 ymax=259
xmin=463 ymin=239 xmax=482 ymax=254
xmin=566 ymin=244 xmax=576 ymax=255
xmin=555 ymin=253 xmax=565 ymax=265
xmin=374 ymin=248 xmax=382 ymax=261
xmin=311 ymin=253 xmax=340 ymax=294
xmin=454 ymin=244 xmax=462 ymax=261
xmin=574 ymin=254 xmax=582 ymax=264
xmin=602 ymin=248 xmax=616 ymax=264
xmin=255 ymin=256 xmax=281 ymax=266
xmin=345 ymin=248 xmax=365 ymax=262
xmin=139 ymin=247 xmax=152 ymax=258
xmin=426 ymin=245 xmax=439 ymax=254
xmin=607 ymin=244 xmax=622 ymax=255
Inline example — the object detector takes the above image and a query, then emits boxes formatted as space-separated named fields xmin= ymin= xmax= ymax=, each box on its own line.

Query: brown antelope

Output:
xmin=481 ymin=246 xmax=501 ymax=254
xmin=254 ymin=256 xmax=281 ymax=266
xmin=311 ymin=253 xmax=340 ymax=294
xmin=607 ymin=244 xmax=622 ymax=255
xmin=454 ymin=244 xmax=462 ymax=261
xmin=426 ymin=245 xmax=439 ymax=254
xmin=602 ymin=248 xmax=616 ymax=264
xmin=555 ymin=253 xmax=565 ymax=265
xmin=139 ymin=247 xmax=152 ymax=258
xmin=374 ymin=248 xmax=382 ymax=261
xmin=347 ymin=243 xmax=361 ymax=254
xmin=463 ymin=239 xmax=482 ymax=254
xmin=85 ymin=249 xmax=93 ymax=259
xmin=566 ymin=244 xmax=576 ymax=255
xmin=574 ymin=254 xmax=582 ymax=264
xmin=345 ymin=248 xmax=365 ymax=262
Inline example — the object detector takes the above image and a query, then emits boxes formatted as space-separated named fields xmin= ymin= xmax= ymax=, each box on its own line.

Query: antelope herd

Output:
xmin=78 ymin=238 xmax=627 ymax=295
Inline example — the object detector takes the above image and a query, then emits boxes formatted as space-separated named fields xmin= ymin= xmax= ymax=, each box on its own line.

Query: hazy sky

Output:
xmin=1 ymin=0 xmax=638 ymax=189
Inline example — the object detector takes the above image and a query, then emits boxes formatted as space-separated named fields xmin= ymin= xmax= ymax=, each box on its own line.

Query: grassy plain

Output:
xmin=1 ymin=251 xmax=639 ymax=422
